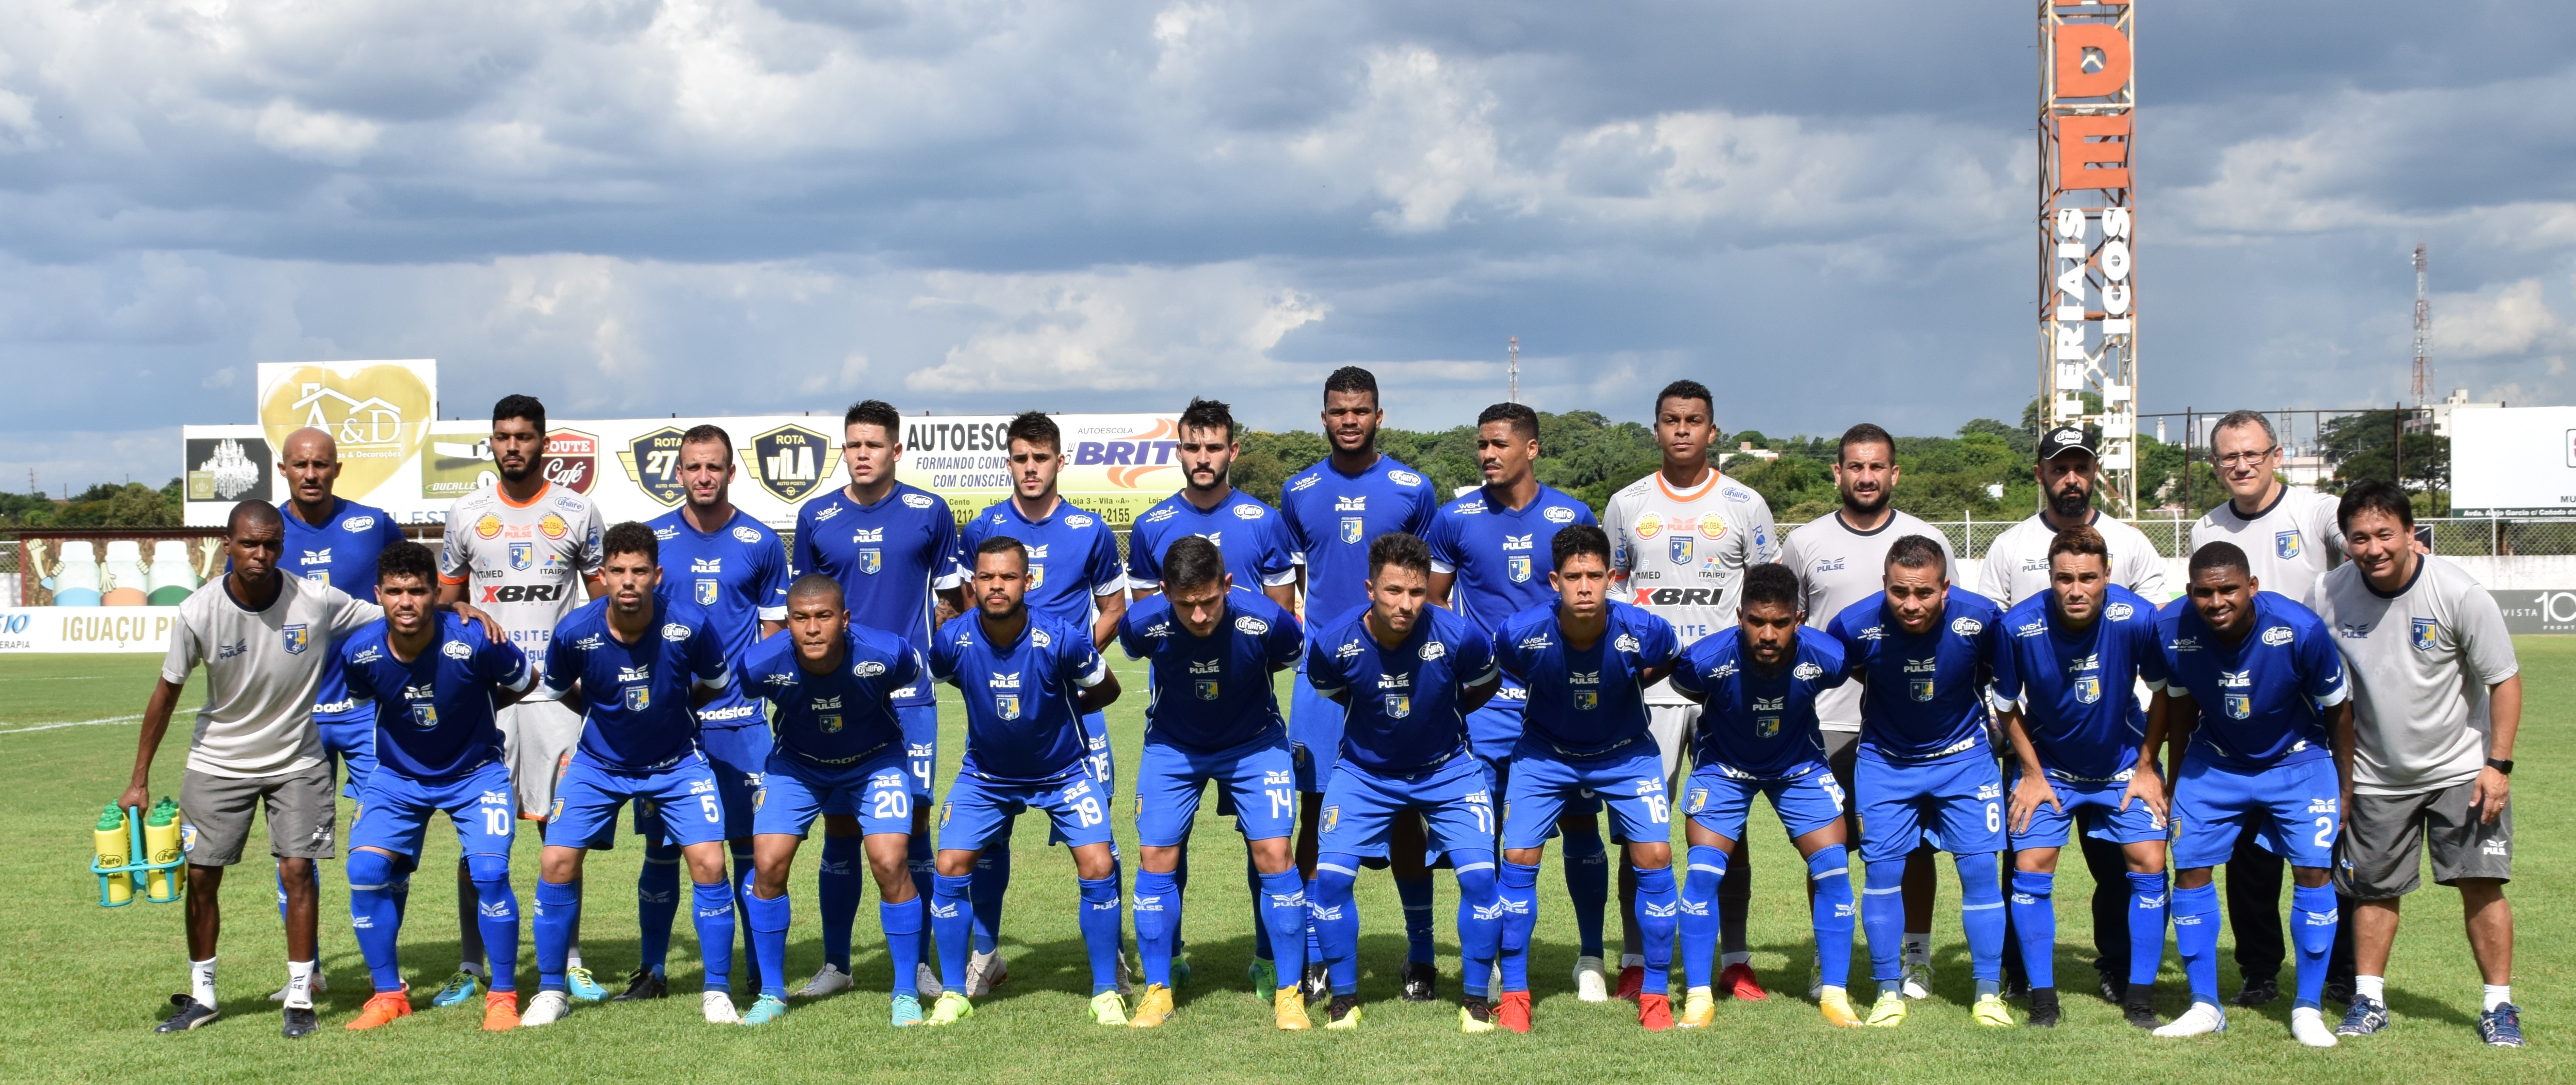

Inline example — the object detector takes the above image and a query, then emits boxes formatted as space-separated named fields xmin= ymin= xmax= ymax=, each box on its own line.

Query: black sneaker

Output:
xmin=281 ymin=1006 xmax=318 ymax=1039
xmin=155 ymin=994 xmax=219 ymax=1033
xmin=612 ymin=968 xmax=668 ymax=1002
xmin=1301 ymin=963 xmax=1330 ymax=1001
xmin=2000 ymin=976 xmax=2030 ymax=1001
xmin=2123 ymin=986 xmax=2161 ymax=1029
xmin=2335 ymin=996 xmax=2390 ymax=1037
xmin=1460 ymin=995 xmax=1494 ymax=1031
xmin=1325 ymin=994 xmax=1361 ymax=1029
xmin=2322 ymin=977 xmax=2353 ymax=1006
xmin=2026 ymin=987 xmax=2061 ymax=1028
xmin=1401 ymin=962 xmax=1439 ymax=1002
xmin=2096 ymin=970 xmax=2126 ymax=1004
xmin=2232 ymin=977 xmax=2279 ymax=1007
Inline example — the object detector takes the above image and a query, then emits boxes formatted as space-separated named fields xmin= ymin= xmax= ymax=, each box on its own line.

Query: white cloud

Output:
xmin=2431 ymin=279 xmax=2564 ymax=359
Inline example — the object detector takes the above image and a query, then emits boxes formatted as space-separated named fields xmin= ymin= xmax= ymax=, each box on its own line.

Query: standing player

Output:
xmin=123 ymin=503 xmax=384 ymax=1037
xmin=792 ymin=399 xmax=967 ymax=998
xmin=1989 ymin=526 xmax=2173 ymax=1030
xmin=1276 ymin=369 xmax=1442 ymax=1000
xmin=1304 ymin=533 xmax=1503 ymax=1031
xmin=1974 ymin=425 xmax=2166 ymax=1003
xmin=2316 ymin=482 xmax=2524 ymax=1046
xmin=1489 ymin=526 xmax=1683 ymax=1032
xmin=1667 ymin=563 xmax=1863 ymax=1029
xmin=266 ymin=425 xmax=409 ymax=1002
xmin=736 ymin=575 xmax=929 ymax=1027
xmin=921 ymin=538 xmax=1127 ymax=1027
xmin=436 ymin=394 xmax=608 ymax=1005
xmin=1829 ymin=535 xmax=2014 ymax=1029
xmin=335 ymin=541 xmax=534 ymax=1033
xmin=1427 ymin=402 xmax=1613 ymax=999
xmin=624 ymin=425 xmax=789 ymax=1001
xmin=521 ymin=523 xmax=740 ymax=1027
xmin=1775 ymin=423 xmax=1954 ymax=1000
xmin=1603 ymin=379 xmax=1777 ymax=999
xmin=955 ymin=411 xmax=1129 ymax=996
xmin=1115 ymin=537 xmax=1309 ymax=1029
xmin=2191 ymin=410 xmax=2347 ymax=1007
xmin=2149 ymin=542 xmax=2352 ymax=1046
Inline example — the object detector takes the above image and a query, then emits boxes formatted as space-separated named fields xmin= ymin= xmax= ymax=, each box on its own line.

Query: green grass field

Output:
xmin=3 ymin=645 xmax=2566 ymax=1083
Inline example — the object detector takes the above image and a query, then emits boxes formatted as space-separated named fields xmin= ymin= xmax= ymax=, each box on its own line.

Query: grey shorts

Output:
xmin=1645 ymin=704 xmax=1698 ymax=787
xmin=178 ymin=761 xmax=337 ymax=867
xmin=2334 ymin=780 xmax=2512 ymax=899
xmin=499 ymin=699 xmax=584 ymax=819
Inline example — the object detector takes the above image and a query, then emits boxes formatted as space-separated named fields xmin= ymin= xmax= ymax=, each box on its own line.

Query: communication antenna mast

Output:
xmin=1507 ymin=336 xmax=1521 ymax=403
xmin=2412 ymin=244 xmax=2431 ymax=405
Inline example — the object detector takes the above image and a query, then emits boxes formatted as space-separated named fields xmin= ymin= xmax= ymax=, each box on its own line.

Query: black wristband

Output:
xmin=2487 ymin=758 xmax=2514 ymax=776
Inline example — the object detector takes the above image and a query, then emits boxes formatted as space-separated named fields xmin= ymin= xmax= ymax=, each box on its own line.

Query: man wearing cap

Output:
xmin=1974 ymin=425 xmax=2166 ymax=1004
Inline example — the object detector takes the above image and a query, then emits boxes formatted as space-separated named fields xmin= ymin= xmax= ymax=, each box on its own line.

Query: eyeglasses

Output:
xmin=2212 ymin=447 xmax=2277 ymax=468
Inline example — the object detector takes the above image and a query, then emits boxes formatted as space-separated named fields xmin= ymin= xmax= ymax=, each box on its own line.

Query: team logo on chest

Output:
xmin=694 ymin=579 xmax=719 ymax=606
xmin=1508 ymin=555 xmax=1532 ymax=583
xmin=991 ymin=670 xmax=1022 ymax=720
xmin=1384 ymin=694 xmax=1411 ymax=719
xmin=1341 ymin=517 xmax=1363 ymax=544
xmin=2224 ymin=693 xmax=2252 ymax=719
xmin=409 ymin=704 xmax=438 ymax=730
xmin=624 ymin=685 xmax=651 ymax=711
xmin=1753 ymin=695 xmax=1785 ymax=738
xmin=1669 ymin=536 xmax=1694 ymax=565
xmin=509 ymin=542 xmax=534 ymax=571
xmin=2410 ymin=617 xmax=2442 ymax=652
xmin=819 ymin=713 xmax=843 ymax=734
xmin=859 ymin=549 xmax=882 ymax=575
xmin=281 ymin=624 xmax=310 ymax=654
xmin=2074 ymin=675 xmax=2102 ymax=705
xmin=1028 ymin=564 xmax=1046 ymax=590
xmin=2275 ymin=530 xmax=2303 ymax=560
xmin=1908 ymin=678 xmax=1934 ymax=702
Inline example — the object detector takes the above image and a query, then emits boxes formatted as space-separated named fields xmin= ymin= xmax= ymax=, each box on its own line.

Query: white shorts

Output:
xmin=498 ymin=698 xmax=584 ymax=819
xmin=1646 ymin=704 xmax=1697 ymax=788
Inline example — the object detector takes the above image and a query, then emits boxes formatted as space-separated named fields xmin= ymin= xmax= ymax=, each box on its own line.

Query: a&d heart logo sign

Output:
xmin=257 ymin=360 xmax=438 ymax=499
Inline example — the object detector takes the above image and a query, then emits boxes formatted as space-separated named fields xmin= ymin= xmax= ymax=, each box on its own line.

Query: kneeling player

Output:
xmin=735 ymin=574 xmax=928 ymax=1025
xmin=923 ymin=537 xmax=1126 ymax=1027
xmin=1305 ymin=532 xmax=1503 ymax=1031
xmin=2152 ymin=543 xmax=2353 ymax=1047
xmin=1116 ymin=537 xmax=1309 ymax=1029
xmin=1669 ymin=562 xmax=1862 ymax=1029
xmin=1991 ymin=526 xmax=2173 ymax=1029
xmin=1490 ymin=526 xmax=1682 ymax=1032
xmin=338 ymin=541 xmax=535 ymax=1032
xmin=522 ymin=523 xmax=741 ymax=1027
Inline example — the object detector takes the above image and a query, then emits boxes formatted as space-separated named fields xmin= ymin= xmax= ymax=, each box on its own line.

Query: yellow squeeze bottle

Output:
xmin=94 ymin=804 xmax=133 ymax=905
xmin=144 ymin=798 xmax=183 ymax=899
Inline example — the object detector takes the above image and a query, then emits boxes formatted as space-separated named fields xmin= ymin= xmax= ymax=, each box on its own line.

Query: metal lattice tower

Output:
xmin=2038 ymin=0 xmax=2139 ymax=514
xmin=2412 ymin=244 xmax=2431 ymax=404
xmin=1507 ymin=336 xmax=1520 ymax=403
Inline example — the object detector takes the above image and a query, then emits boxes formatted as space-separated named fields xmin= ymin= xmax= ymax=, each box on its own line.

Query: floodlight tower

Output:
xmin=2038 ymin=0 xmax=2139 ymax=514
xmin=2412 ymin=244 xmax=2431 ymax=405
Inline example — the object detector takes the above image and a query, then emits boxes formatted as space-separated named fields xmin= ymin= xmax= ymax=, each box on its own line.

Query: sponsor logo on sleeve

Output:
xmin=342 ymin=515 xmax=377 ymax=532
xmin=732 ymin=525 xmax=761 ymax=544
xmin=1233 ymin=503 xmax=1265 ymax=520
xmin=1543 ymin=505 xmax=1575 ymax=523
xmin=1388 ymin=470 xmax=1423 ymax=487
xmin=1234 ymin=615 xmax=1270 ymax=635
xmin=2260 ymin=626 xmax=2294 ymax=647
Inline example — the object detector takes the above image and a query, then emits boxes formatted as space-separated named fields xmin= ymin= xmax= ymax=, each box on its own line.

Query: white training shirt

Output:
xmin=1604 ymin=468 xmax=1778 ymax=705
xmin=439 ymin=481 xmax=604 ymax=697
xmin=1975 ymin=510 xmax=2168 ymax=608
xmin=2190 ymin=485 xmax=2343 ymax=609
xmin=1777 ymin=508 xmax=1958 ymax=732
xmin=2314 ymin=555 xmax=2519 ymax=796
xmin=162 ymin=574 xmax=381 ymax=778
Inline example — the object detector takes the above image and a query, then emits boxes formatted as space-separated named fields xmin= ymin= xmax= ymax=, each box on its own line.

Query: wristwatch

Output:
xmin=2487 ymin=758 xmax=2514 ymax=776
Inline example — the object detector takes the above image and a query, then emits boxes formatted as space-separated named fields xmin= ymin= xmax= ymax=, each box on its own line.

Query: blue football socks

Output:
xmin=1956 ymin=854 xmax=2005 ymax=994
xmin=636 ymin=839 xmax=682 ymax=977
xmin=468 ymin=853 xmax=518 ymax=992
xmin=534 ymin=878 xmax=581 ymax=992
xmin=1634 ymin=862 xmax=1679 ymax=995
xmin=882 ymin=895 xmax=925 ymax=998
xmin=1396 ymin=872 xmax=1436 ymax=966
xmin=1862 ymin=858 xmax=1906 ymax=992
xmin=2290 ymin=883 xmax=2339 ymax=1009
xmin=1562 ymin=826 xmax=1611 ymax=961
xmin=747 ymin=886 xmax=791 ymax=1000
xmin=1312 ymin=856 xmax=1362 ymax=996
xmin=691 ymin=880 xmax=736 ymax=993
xmin=971 ymin=843 xmax=1011 ymax=956
xmin=2009 ymin=869 xmax=2056 ymax=989
xmin=1807 ymin=846 xmax=1855 ymax=992
xmin=346 ymin=850 xmax=403 ymax=993
xmin=1077 ymin=874 xmax=1125 ymax=996
xmin=930 ymin=872 xmax=974 ymax=995
xmin=2172 ymin=882 xmax=2222 ymax=1006
xmin=1133 ymin=868 xmax=1180 ymax=988
xmin=1259 ymin=868 xmax=1306 ymax=987
xmin=1679 ymin=845 xmax=1728 ymax=989
xmin=1496 ymin=859 xmax=1540 ymax=992
xmin=1453 ymin=850 xmax=1499 ymax=999
xmin=816 ymin=833 xmax=861 ymax=973
xmin=2125 ymin=871 xmax=2167 ymax=990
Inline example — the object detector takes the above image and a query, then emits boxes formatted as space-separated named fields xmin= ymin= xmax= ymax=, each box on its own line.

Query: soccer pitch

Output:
xmin=4 ymin=648 xmax=2566 ymax=1084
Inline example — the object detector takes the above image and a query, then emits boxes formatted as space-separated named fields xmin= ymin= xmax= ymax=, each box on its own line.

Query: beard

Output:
xmin=1841 ymin=486 xmax=1889 ymax=516
xmin=2048 ymin=485 xmax=2092 ymax=519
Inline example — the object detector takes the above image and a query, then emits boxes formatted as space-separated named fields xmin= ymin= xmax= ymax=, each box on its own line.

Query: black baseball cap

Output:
xmin=2038 ymin=425 xmax=2096 ymax=461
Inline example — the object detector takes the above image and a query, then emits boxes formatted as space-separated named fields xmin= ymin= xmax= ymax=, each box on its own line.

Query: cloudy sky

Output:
xmin=6 ymin=0 xmax=2576 ymax=490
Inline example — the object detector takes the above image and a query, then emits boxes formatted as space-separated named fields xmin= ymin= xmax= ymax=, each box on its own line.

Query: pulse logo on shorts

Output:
xmin=281 ymin=624 xmax=310 ymax=654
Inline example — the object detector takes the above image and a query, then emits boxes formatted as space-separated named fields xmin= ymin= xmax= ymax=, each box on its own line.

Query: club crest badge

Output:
xmin=1574 ymin=691 xmax=1598 ymax=711
xmin=616 ymin=426 xmax=689 ymax=507
xmin=2075 ymin=676 xmax=2102 ymax=705
xmin=1384 ymin=694 xmax=1411 ymax=719
xmin=1669 ymin=536 xmax=1695 ymax=565
xmin=2224 ymin=693 xmax=2252 ymax=720
xmin=624 ymin=685 xmax=650 ymax=711
xmin=1027 ymin=564 xmax=1046 ymax=590
xmin=1341 ymin=517 xmax=1363 ymax=544
xmin=859 ymin=548 xmax=882 ymax=576
xmin=509 ymin=542 xmax=533 ymax=570
xmin=409 ymin=704 xmax=438 ymax=729
xmin=695 ymin=579 xmax=718 ymax=606
xmin=820 ymin=714 xmax=843 ymax=734
xmin=1508 ymin=555 xmax=1532 ymax=583
xmin=2411 ymin=617 xmax=2442 ymax=652
xmin=1756 ymin=716 xmax=1780 ymax=738
xmin=1909 ymin=678 xmax=1934 ymax=702
xmin=1196 ymin=679 xmax=1219 ymax=701
xmin=2275 ymin=530 xmax=2303 ymax=560
xmin=281 ymin=624 xmax=309 ymax=654
xmin=996 ymin=694 xmax=1020 ymax=720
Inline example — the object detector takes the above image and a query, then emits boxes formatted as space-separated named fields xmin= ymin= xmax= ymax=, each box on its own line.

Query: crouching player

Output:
xmin=923 ymin=537 xmax=1126 ymax=1027
xmin=523 ymin=523 xmax=740 ymax=1027
xmin=1304 ymin=532 xmax=1503 ymax=1031
xmin=1990 ymin=526 xmax=2173 ymax=1029
xmin=1115 ymin=537 xmax=1308 ymax=1029
xmin=737 ymin=574 xmax=930 ymax=1026
xmin=1489 ymin=525 xmax=1682 ymax=1032
xmin=338 ymin=541 xmax=535 ymax=1032
xmin=1668 ymin=562 xmax=1862 ymax=1029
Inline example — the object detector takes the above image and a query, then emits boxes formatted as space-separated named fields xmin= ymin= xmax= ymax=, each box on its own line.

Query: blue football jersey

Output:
xmin=277 ymin=498 xmax=408 ymax=719
xmin=962 ymin=497 xmax=1126 ymax=631
xmin=741 ymin=624 xmax=922 ymax=767
xmin=928 ymin=613 xmax=1109 ymax=784
xmin=1278 ymin=455 xmax=1439 ymax=622
xmin=1829 ymin=589 xmax=2011 ymax=763
xmin=1494 ymin=601 xmax=1679 ymax=758
xmin=1669 ymin=627 xmax=1847 ymax=778
xmin=1304 ymin=604 xmax=1498 ymax=775
xmin=2158 ymin=591 xmax=2349 ymax=772
xmin=793 ymin=482 xmax=966 ymax=708
xmin=339 ymin=614 xmax=532 ymax=779
xmin=1125 ymin=489 xmax=1298 ymax=593
xmin=648 ymin=508 xmax=789 ymax=665
xmin=540 ymin=596 xmax=731 ymax=771
xmin=1424 ymin=484 xmax=1597 ymax=698
xmin=1117 ymin=587 xmax=1304 ymax=752
xmin=1993 ymin=585 xmax=2170 ymax=781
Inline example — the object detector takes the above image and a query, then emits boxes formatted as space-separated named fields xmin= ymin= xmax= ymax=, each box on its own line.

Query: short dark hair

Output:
xmin=1178 ymin=397 xmax=1237 ymax=442
xmin=1551 ymin=524 xmax=1611 ymax=570
xmin=1005 ymin=412 xmax=1061 ymax=455
xmin=492 ymin=394 xmax=546 ymax=434
xmin=785 ymin=572 xmax=844 ymax=607
xmin=376 ymin=540 xmax=436 ymax=586
xmin=2187 ymin=541 xmax=2251 ymax=581
xmin=1838 ymin=423 xmax=1895 ymax=462
xmin=1367 ymin=531 xmax=1432 ymax=581
xmin=843 ymin=399 xmax=901 ymax=435
xmin=680 ymin=424 xmax=732 ymax=465
xmin=1655 ymin=380 xmax=1714 ymax=419
xmin=1741 ymin=562 xmax=1802 ymax=612
xmin=1477 ymin=402 xmax=1539 ymax=442
xmin=1885 ymin=534 xmax=1945 ymax=572
xmin=974 ymin=535 xmax=1027 ymax=570
xmin=1162 ymin=535 xmax=1227 ymax=592
xmin=603 ymin=521 xmax=658 ymax=564
xmin=226 ymin=500 xmax=283 ymax=537
xmin=1323 ymin=366 xmax=1380 ymax=406
xmin=2338 ymin=478 xmax=2415 ymax=533
xmin=2047 ymin=525 xmax=2108 ymax=566
xmin=2210 ymin=409 xmax=2278 ymax=452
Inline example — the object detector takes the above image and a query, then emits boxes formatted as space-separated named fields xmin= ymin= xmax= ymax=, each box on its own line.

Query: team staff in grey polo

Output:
xmin=2191 ymin=410 xmax=2342 ymax=608
xmin=1974 ymin=425 xmax=2167 ymax=606
xmin=2313 ymin=479 xmax=2523 ymax=1043
xmin=1777 ymin=424 xmax=1957 ymax=738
